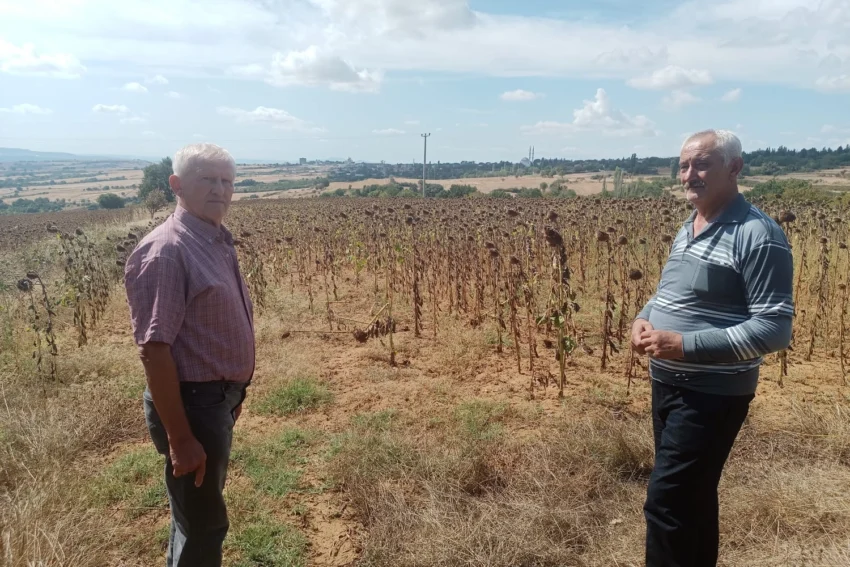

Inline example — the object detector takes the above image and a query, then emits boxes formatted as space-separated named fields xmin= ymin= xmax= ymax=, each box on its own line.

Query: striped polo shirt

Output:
xmin=637 ymin=192 xmax=794 ymax=396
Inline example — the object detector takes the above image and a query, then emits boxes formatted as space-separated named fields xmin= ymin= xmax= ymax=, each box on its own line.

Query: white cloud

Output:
xmin=0 ymin=103 xmax=52 ymax=115
xmin=721 ymin=88 xmax=742 ymax=102
xmin=0 ymin=0 xmax=846 ymax=94
xmin=120 ymin=116 xmax=147 ymax=124
xmin=594 ymin=47 xmax=668 ymax=69
xmin=218 ymin=106 xmax=323 ymax=132
xmin=372 ymin=128 xmax=405 ymax=135
xmin=265 ymin=46 xmax=382 ymax=93
xmin=310 ymin=0 xmax=476 ymax=38
xmin=404 ymin=119 xmax=420 ymax=125
xmin=815 ymin=75 xmax=850 ymax=92
xmin=123 ymin=82 xmax=148 ymax=93
xmin=166 ymin=91 xmax=182 ymax=99
xmin=0 ymin=39 xmax=85 ymax=78
xmin=147 ymin=74 xmax=168 ymax=85
xmin=822 ymin=125 xmax=850 ymax=134
xmin=663 ymin=89 xmax=701 ymax=110
xmin=92 ymin=104 xmax=129 ymax=114
xmin=522 ymin=88 xmax=656 ymax=138
xmin=500 ymin=89 xmax=543 ymax=102
xmin=627 ymin=65 xmax=713 ymax=90
xmin=228 ymin=63 xmax=267 ymax=78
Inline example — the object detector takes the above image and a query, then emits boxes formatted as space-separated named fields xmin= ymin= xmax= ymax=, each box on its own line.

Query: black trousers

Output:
xmin=644 ymin=380 xmax=753 ymax=567
xmin=144 ymin=381 xmax=248 ymax=567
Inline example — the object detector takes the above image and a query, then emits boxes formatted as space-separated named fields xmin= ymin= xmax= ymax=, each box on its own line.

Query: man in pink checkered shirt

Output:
xmin=125 ymin=143 xmax=254 ymax=567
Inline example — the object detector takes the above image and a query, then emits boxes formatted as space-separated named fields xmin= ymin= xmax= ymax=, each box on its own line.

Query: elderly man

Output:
xmin=632 ymin=130 xmax=793 ymax=567
xmin=125 ymin=143 xmax=254 ymax=566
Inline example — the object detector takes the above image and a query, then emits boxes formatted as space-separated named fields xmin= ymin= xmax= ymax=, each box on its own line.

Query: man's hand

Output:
xmin=639 ymin=330 xmax=685 ymax=360
xmin=170 ymin=435 xmax=207 ymax=487
xmin=631 ymin=319 xmax=654 ymax=355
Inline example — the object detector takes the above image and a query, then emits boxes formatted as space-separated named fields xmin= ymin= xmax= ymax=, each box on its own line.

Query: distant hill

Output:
xmin=0 ymin=147 xmax=79 ymax=162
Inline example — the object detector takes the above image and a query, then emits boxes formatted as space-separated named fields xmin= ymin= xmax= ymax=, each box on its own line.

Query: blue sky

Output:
xmin=0 ymin=0 xmax=848 ymax=163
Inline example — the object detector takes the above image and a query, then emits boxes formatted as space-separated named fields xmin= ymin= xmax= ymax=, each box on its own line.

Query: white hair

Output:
xmin=172 ymin=143 xmax=236 ymax=178
xmin=680 ymin=129 xmax=743 ymax=165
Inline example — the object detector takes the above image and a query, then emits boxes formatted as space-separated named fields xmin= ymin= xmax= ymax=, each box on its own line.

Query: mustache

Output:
xmin=685 ymin=181 xmax=706 ymax=189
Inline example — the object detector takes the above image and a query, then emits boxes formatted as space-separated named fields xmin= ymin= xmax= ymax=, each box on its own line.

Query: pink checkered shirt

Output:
xmin=124 ymin=206 xmax=255 ymax=383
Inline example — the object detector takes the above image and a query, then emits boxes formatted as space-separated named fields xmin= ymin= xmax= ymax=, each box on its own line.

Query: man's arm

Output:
xmin=125 ymin=251 xmax=206 ymax=486
xmin=139 ymin=342 xmax=206 ymax=486
xmin=681 ymin=239 xmax=794 ymax=363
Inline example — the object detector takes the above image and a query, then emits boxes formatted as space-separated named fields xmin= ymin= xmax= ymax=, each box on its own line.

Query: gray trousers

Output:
xmin=144 ymin=381 xmax=248 ymax=567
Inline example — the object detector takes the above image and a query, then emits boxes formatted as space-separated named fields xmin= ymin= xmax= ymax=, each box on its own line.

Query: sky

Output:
xmin=0 ymin=0 xmax=849 ymax=163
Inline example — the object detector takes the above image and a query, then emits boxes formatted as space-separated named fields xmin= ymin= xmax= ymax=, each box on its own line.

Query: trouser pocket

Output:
xmin=143 ymin=390 xmax=170 ymax=455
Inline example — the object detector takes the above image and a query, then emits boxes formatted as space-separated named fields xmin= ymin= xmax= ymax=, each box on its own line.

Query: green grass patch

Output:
xmin=327 ymin=411 xmax=418 ymax=494
xmin=253 ymin=377 xmax=331 ymax=416
xmin=230 ymin=515 xmax=308 ymax=567
xmin=92 ymin=446 xmax=167 ymax=518
xmin=231 ymin=429 xmax=313 ymax=497
xmin=453 ymin=399 xmax=508 ymax=443
xmin=154 ymin=523 xmax=170 ymax=551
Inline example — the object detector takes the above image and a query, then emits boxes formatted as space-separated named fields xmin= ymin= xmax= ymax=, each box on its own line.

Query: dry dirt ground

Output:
xmin=75 ymin=270 xmax=848 ymax=566
xmin=1 ymin=212 xmax=849 ymax=566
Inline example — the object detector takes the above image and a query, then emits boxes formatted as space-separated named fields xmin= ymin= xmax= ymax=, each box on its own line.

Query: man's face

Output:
xmin=170 ymin=159 xmax=234 ymax=226
xmin=679 ymin=136 xmax=740 ymax=209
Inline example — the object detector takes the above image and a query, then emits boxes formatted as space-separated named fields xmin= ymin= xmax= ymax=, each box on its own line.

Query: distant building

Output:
xmin=520 ymin=157 xmax=531 ymax=167
xmin=299 ymin=157 xmax=307 ymax=165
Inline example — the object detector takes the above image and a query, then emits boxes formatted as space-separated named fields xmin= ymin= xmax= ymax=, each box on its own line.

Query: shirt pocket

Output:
xmin=690 ymin=262 xmax=743 ymax=304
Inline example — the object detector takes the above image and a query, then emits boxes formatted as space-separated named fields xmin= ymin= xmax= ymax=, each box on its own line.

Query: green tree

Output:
xmin=144 ymin=189 xmax=168 ymax=219
xmin=139 ymin=157 xmax=174 ymax=202
xmin=97 ymin=193 xmax=125 ymax=209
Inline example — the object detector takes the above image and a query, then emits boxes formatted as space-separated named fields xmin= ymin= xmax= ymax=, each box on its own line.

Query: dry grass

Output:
xmin=2 ymin=211 xmax=850 ymax=567
xmin=328 ymin=399 xmax=850 ymax=567
xmin=0 ymin=378 xmax=148 ymax=566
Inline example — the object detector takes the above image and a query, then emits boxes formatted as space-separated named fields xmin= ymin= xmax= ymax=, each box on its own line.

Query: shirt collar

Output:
xmin=685 ymin=192 xmax=750 ymax=225
xmin=173 ymin=205 xmax=234 ymax=244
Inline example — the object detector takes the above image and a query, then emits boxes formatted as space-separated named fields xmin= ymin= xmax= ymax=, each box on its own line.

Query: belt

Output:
xmin=179 ymin=381 xmax=250 ymax=394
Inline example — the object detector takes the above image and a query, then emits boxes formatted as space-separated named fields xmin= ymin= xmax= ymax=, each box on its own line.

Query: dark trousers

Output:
xmin=644 ymin=380 xmax=753 ymax=567
xmin=144 ymin=381 xmax=248 ymax=567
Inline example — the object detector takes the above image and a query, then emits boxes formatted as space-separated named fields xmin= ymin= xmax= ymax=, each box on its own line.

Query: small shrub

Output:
xmin=97 ymin=193 xmax=125 ymax=209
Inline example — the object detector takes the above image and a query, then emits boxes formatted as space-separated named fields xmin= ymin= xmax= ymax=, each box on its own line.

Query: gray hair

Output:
xmin=680 ymin=129 xmax=743 ymax=166
xmin=172 ymin=143 xmax=236 ymax=178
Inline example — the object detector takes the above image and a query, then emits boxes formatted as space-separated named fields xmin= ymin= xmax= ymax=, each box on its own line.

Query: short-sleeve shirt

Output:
xmin=124 ymin=206 xmax=255 ymax=383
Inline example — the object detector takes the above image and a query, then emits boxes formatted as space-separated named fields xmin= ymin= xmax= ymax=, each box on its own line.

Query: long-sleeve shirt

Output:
xmin=637 ymin=193 xmax=794 ymax=396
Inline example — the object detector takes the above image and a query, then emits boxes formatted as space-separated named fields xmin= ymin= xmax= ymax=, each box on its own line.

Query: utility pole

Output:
xmin=421 ymin=133 xmax=430 ymax=198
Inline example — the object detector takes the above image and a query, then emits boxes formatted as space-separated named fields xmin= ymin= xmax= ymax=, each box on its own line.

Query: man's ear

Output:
xmin=729 ymin=157 xmax=744 ymax=179
xmin=169 ymin=174 xmax=182 ymax=196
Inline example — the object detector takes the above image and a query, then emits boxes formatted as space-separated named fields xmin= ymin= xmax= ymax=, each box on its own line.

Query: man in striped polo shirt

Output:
xmin=632 ymin=130 xmax=793 ymax=567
